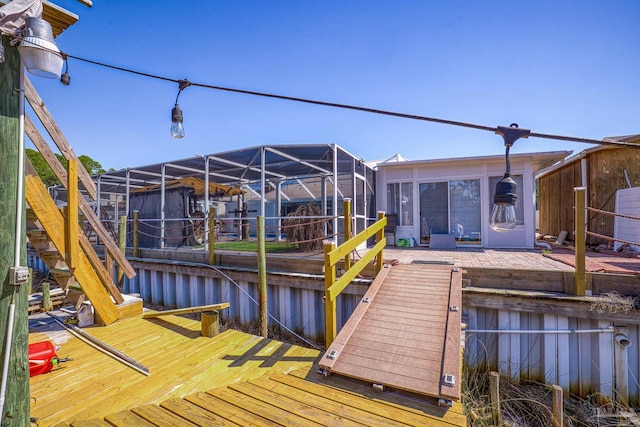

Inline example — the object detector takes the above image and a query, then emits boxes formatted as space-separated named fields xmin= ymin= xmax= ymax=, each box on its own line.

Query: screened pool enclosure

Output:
xmin=51 ymin=144 xmax=376 ymax=249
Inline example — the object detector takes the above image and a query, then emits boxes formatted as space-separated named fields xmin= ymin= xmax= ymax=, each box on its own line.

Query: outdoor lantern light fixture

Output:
xmin=170 ymin=79 xmax=191 ymax=139
xmin=490 ymin=124 xmax=530 ymax=232
xmin=18 ymin=17 xmax=63 ymax=79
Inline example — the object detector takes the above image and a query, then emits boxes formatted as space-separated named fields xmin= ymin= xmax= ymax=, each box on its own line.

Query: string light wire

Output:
xmin=60 ymin=52 xmax=640 ymax=149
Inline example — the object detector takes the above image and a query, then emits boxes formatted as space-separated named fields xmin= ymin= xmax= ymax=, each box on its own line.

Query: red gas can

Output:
xmin=28 ymin=341 xmax=58 ymax=377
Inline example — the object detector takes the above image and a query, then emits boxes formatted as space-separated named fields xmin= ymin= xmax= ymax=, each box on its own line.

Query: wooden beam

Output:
xmin=257 ymin=216 xmax=267 ymax=337
xmin=463 ymin=287 xmax=640 ymax=324
xmin=327 ymin=238 xmax=385 ymax=302
xmin=80 ymin=234 xmax=123 ymax=304
xmin=324 ymin=241 xmax=337 ymax=348
xmin=0 ymin=38 xmax=29 ymax=423
xmin=24 ymin=75 xmax=97 ymax=199
xmin=25 ymin=115 xmax=136 ymax=279
xmin=66 ymin=159 xmax=79 ymax=270
xmin=25 ymin=159 xmax=120 ymax=325
xmin=574 ymin=187 xmax=587 ymax=296
xmin=439 ymin=268 xmax=462 ymax=401
xmin=343 ymin=198 xmax=352 ymax=271
xmin=327 ymin=216 xmax=385 ymax=266
xmin=142 ymin=303 xmax=230 ymax=319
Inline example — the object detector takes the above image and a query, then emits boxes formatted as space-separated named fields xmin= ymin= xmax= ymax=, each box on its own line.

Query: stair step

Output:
xmin=49 ymin=267 xmax=72 ymax=277
xmin=40 ymin=250 xmax=62 ymax=259
xmin=27 ymin=234 xmax=50 ymax=245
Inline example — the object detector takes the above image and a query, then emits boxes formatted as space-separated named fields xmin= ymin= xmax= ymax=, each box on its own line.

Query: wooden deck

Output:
xmin=319 ymin=264 xmax=462 ymax=402
xmin=30 ymin=310 xmax=465 ymax=426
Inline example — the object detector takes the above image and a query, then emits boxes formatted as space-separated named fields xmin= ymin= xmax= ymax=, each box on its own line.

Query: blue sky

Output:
xmin=28 ymin=0 xmax=640 ymax=171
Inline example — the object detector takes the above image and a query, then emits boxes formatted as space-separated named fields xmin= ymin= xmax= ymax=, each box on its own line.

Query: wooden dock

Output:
xmin=319 ymin=264 xmax=462 ymax=402
xmin=30 ymin=309 xmax=465 ymax=426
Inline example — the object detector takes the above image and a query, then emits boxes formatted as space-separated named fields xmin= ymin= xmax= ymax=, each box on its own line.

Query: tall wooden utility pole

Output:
xmin=0 ymin=36 xmax=29 ymax=425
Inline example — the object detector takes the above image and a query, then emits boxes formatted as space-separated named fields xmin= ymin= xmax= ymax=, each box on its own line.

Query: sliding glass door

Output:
xmin=419 ymin=182 xmax=449 ymax=244
xmin=419 ymin=179 xmax=482 ymax=245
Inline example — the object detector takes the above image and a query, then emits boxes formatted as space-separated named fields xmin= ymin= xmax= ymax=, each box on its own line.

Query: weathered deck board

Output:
xmin=319 ymin=264 xmax=462 ymax=401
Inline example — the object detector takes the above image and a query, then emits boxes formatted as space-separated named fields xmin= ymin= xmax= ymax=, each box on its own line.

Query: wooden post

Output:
xmin=66 ymin=158 xmax=79 ymax=270
xmin=551 ymin=384 xmax=563 ymax=427
xmin=42 ymin=282 xmax=52 ymax=312
xmin=201 ymin=311 xmax=220 ymax=337
xmin=343 ymin=198 xmax=352 ymax=272
xmin=324 ymin=240 xmax=337 ymax=348
xmin=132 ymin=210 xmax=139 ymax=257
xmin=376 ymin=211 xmax=385 ymax=273
xmin=0 ymin=37 xmax=29 ymax=424
xmin=574 ymin=187 xmax=586 ymax=296
xmin=208 ymin=207 xmax=216 ymax=266
xmin=257 ymin=216 xmax=268 ymax=337
xmin=241 ymin=202 xmax=249 ymax=241
xmin=118 ymin=215 xmax=126 ymax=288
xmin=490 ymin=371 xmax=502 ymax=426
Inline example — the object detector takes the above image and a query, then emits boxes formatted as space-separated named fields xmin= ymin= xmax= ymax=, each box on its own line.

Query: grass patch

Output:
xmin=213 ymin=240 xmax=299 ymax=253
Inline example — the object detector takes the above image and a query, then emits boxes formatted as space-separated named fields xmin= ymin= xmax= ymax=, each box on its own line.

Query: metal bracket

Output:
xmin=372 ymin=383 xmax=384 ymax=391
xmin=443 ymin=374 xmax=456 ymax=387
xmin=317 ymin=368 xmax=330 ymax=377
xmin=326 ymin=350 xmax=338 ymax=360
xmin=438 ymin=398 xmax=453 ymax=407
xmin=363 ymin=297 xmax=371 ymax=303
xmin=449 ymin=305 xmax=459 ymax=312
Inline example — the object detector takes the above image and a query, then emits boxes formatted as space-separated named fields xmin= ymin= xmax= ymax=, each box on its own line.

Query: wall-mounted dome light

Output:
xmin=18 ymin=17 xmax=63 ymax=79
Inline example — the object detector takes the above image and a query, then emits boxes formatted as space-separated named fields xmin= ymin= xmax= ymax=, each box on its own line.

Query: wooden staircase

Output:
xmin=23 ymin=75 xmax=138 ymax=326
xmin=26 ymin=208 xmax=78 ymax=291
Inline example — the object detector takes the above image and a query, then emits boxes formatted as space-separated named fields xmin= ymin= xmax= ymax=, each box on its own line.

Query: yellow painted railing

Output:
xmin=323 ymin=205 xmax=387 ymax=348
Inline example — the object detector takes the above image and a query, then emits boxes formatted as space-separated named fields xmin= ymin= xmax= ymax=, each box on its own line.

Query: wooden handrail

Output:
xmin=142 ymin=302 xmax=230 ymax=318
xmin=323 ymin=207 xmax=387 ymax=347
xmin=24 ymin=93 xmax=135 ymax=280
xmin=326 ymin=217 xmax=386 ymax=267
xmin=24 ymin=76 xmax=97 ymax=199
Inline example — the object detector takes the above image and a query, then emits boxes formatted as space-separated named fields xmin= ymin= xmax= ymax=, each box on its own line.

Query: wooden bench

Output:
xmin=142 ymin=302 xmax=230 ymax=337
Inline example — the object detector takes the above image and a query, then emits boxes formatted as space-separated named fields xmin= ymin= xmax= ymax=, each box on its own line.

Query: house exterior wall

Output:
xmin=376 ymin=156 xmax=537 ymax=248
xmin=538 ymin=146 xmax=640 ymax=245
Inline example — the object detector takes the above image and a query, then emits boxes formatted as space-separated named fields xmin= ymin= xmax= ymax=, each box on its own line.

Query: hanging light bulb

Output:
xmin=490 ymin=124 xmax=530 ymax=232
xmin=170 ymin=79 xmax=190 ymax=139
xmin=490 ymin=174 xmax=518 ymax=232
xmin=170 ymin=103 xmax=185 ymax=138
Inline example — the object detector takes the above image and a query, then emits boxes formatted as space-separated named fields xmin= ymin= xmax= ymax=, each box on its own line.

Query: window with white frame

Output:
xmin=387 ymin=182 xmax=413 ymax=226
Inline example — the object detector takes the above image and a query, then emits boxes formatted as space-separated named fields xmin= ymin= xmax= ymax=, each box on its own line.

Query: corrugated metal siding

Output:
xmin=120 ymin=264 xmax=364 ymax=344
xmin=465 ymin=305 xmax=639 ymax=405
